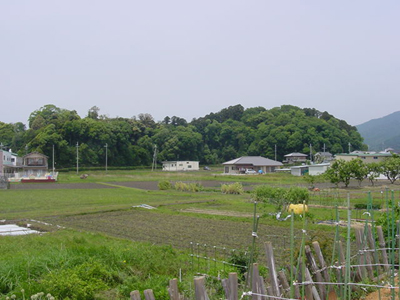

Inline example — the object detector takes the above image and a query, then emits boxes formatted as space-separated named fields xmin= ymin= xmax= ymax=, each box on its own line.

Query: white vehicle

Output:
xmin=245 ymin=168 xmax=257 ymax=174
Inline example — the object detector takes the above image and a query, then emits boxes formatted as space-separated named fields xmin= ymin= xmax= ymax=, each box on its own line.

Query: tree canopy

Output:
xmin=0 ymin=104 xmax=367 ymax=168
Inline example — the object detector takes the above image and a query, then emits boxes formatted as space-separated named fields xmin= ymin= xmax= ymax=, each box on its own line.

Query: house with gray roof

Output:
xmin=222 ymin=156 xmax=283 ymax=174
xmin=314 ymin=152 xmax=333 ymax=163
xmin=283 ymin=152 xmax=308 ymax=164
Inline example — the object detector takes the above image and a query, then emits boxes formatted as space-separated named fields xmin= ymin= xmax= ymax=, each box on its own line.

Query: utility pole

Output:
xmin=348 ymin=142 xmax=351 ymax=154
xmin=25 ymin=145 xmax=28 ymax=155
xmin=274 ymin=144 xmax=277 ymax=161
xmin=52 ymin=144 xmax=55 ymax=175
xmin=323 ymin=143 xmax=326 ymax=153
xmin=76 ymin=142 xmax=79 ymax=174
xmin=105 ymin=143 xmax=108 ymax=173
xmin=0 ymin=142 xmax=3 ymax=150
xmin=309 ymin=143 xmax=312 ymax=163
xmin=152 ymin=145 xmax=157 ymax=171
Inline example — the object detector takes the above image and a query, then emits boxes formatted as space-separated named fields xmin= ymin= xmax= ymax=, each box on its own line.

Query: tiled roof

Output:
xmin=284 ymin=152 xmax=307 ymax=157
xmin=223 ymin=156 xmax=283 ymax=166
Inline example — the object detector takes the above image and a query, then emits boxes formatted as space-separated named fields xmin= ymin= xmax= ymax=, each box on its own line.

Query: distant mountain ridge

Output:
xmin=356 ymin=111 xmax=400 ymax=152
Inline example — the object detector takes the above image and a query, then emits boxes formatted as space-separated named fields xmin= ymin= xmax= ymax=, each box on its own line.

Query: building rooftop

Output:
xmin=223 ymin=156 xmax=283 ymax=166
xmin=284 ymin=152 xmax=307 ymax=157
xmin=335 ymin=153 xmax=392 ymax=157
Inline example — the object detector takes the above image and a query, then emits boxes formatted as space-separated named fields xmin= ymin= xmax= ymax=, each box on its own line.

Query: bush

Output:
xmin=221 ymin=182 xmax=244 ymax=194
xmin=354 ymin=203 xmax=381 ymax=210
xmin=39 ymin=261 xmax=115 ymax=300
xmin=158 ymin=180 xmax=172 ymax=190
xmin=252 ymin=185 xmax=309 ymax=210
xmin=174 ymin=182 xmax=203 ymax=192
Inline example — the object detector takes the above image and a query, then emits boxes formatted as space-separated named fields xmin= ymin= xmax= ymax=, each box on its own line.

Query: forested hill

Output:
xmin=356 ymin=111 xmax=400 ymax=152
xmin=0 ymin=104 xmax=366 ymax=168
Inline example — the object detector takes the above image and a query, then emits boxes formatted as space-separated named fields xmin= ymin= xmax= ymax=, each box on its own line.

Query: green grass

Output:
xmin=0 ymin=230 xmax=196 ymax=300
xmin=2 ymin=171 xmax=399 ymax=300
xmin=52 ymin=169 xmax=305 ymax=185
xmin=0 ymin=187 xmax=238 ymax=219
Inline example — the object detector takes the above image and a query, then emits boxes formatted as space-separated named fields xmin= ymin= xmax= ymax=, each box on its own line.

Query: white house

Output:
xmin=162 ymin=161 xmax=199 ymax=171
xmin=0 ymin=149 xmax=21 ymax=177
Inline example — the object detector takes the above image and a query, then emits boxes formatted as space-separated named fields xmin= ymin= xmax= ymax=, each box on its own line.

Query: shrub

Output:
xmin=354 ymin=203 xmax=381 ymax=210
xmin=174 ymin=182 xmax=203 ymax=192
xmin=174 ymin=181 xmax=186 ymax=191
xmin=221 ymin=182 xmax=244 ymax=194
xmin=253 ymin=185 xmax=309 ymax=211
xmin=158 ymin=180 xmax=172 ymax=190
xmin=39 ymin=261 xmax=115 ymax=300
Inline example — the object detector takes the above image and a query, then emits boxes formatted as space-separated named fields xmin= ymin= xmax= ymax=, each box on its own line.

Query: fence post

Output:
xmin=265 ymin=242 xmax=280 ymax=297
xmin=130 ymin=290 xmax=141 ymax=300
xmin=305 ymin=245 xmax=326 ymax=300
xmin=144 ymin=289 xmax=155 ymax=300
xmin=194 ymin=276 xmax=209 ymax=300
xmin=376 ymin=226 xmax=390 ymax=272
xmin=169 ymin=278 xmax=180 ymax=300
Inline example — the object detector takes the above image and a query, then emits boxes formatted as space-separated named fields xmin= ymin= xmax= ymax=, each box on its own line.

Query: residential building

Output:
xmin=22 ymin=152 xmax=49 ymax=177
xmin=0 ymin=149 xmax=21 ymax=177
xmin=222 ymin=156 xmax=283 ymax=174
xmin=334 ymin=152 xmax=392 ymax=164
xmin=283 ymin=152 xmax=307 ymax=164
xmin=162 ymin=161 xmax=199 ymax=171
xmin=314 ymin=152 xmax=333 ymax=163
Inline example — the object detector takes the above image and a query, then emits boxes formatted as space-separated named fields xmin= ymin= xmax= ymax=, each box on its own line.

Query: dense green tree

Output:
xmin=0 ymin=122 xmax=14 ymax=148
xmin=1 ymin=104 xmax=367 ymax=168
xmin=380 ymin=154 xmax=400 ymax=184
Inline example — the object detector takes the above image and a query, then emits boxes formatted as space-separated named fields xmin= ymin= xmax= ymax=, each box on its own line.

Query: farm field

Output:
xmin=1 ymin=170 xmax=399 ymax=299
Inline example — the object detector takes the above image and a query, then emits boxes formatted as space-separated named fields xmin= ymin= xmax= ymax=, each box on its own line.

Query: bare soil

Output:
xmin=10 ymin=182 xmax=117 ymax=190
xmin=42 ymin=209 xmax=332 ymax=266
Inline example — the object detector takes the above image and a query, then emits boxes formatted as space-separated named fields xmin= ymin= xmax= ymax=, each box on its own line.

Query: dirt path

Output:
xmin=180 ymin=208 xmax=253 ymax=218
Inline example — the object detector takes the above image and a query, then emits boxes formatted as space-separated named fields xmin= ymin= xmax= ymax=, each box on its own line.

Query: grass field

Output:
xmin=1 ymin=170 xmax=399 ymax=299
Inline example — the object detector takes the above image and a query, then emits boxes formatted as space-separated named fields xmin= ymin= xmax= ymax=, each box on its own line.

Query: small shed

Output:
xmin=290 ymin=165 xmax=309 ymax=176
xmin=162 ymin=161 xmax=199 ymax=171
xmin=308 ymin=163 xmax=330 ymax=176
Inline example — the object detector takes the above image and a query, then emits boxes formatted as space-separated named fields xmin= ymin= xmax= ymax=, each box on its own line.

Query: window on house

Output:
xmin=188 ymin=165 xmax=192 ymax=168
xmin=179 ymin=164 xmax=183 ymax=166
xmin=361 ymin=156 xmax=366 ymax=159
xmin=373 ymin=157 xmax=378 ymax=159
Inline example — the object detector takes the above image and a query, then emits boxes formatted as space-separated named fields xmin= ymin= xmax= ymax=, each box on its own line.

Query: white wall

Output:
xmin=163 ymin=161 xmax=199 ymax=171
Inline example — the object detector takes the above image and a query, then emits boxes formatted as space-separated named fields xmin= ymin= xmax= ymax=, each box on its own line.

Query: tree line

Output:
xmin=324 ymin=155 xmax=400 ymax=187
xmin=0 ymin=104 xmax=366 ymax=168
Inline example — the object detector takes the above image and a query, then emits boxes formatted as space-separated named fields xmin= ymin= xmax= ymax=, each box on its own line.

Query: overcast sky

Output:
xmin=1 ymin=1 xmax=399 ymax=126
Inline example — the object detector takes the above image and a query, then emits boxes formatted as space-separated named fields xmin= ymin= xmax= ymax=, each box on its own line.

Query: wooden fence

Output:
xmin=130 ymin=223 xmax=399 ymax=300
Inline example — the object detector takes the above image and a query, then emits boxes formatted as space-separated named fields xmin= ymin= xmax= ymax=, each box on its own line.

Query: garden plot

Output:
xmin=43 ymin=209 xmax=333 ymax=265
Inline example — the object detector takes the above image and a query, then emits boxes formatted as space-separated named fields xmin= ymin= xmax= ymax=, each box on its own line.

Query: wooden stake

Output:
xmin=377 ymin=226 xmax=390 ymax=272
xmin=305 ymin=245 xmax=326 ymax=300
xmin=144 ymin=289 xmax=155 ymax=300
xmin=130 ymin=290 xmax=142 ymax=300
xmin=265 ymin=242 xmax=280 ymax=297
xmin=194 ymin=276 xmax=209 ymax=300
xmin=169 ymin=279 xmax=180 ymax=300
